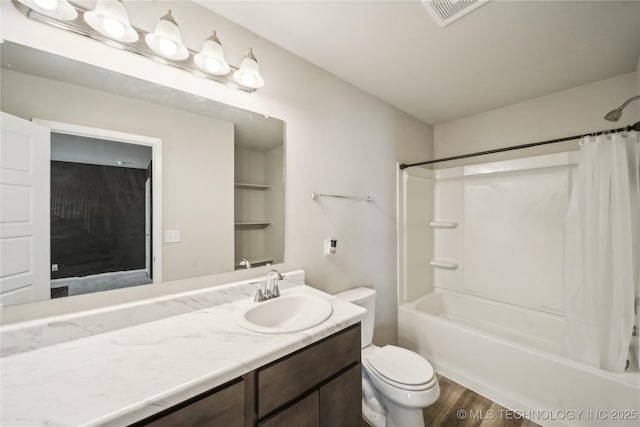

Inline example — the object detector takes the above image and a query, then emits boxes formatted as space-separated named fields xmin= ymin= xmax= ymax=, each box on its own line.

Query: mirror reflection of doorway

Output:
xmin=49 ymin=133 xmax=153 ymax=298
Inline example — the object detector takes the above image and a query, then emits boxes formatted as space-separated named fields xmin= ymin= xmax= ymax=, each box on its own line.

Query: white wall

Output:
xmin=434 ymin=72 xmax=638 ymax=168
xmin=0 ymin=1 xmax=433 ymax=345
xmin=1 ymin=69 xmax=235 ymax=281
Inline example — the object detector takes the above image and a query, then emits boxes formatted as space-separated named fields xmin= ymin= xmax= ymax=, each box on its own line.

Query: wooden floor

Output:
xmin=363 ymin=375 xmax=541 ymax=427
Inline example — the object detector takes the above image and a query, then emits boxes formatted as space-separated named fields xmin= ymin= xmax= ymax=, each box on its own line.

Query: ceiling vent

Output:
xmin=422 ymin=0 xmax=489 ymax=27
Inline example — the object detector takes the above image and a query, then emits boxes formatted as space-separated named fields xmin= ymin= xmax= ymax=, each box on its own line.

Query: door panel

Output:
xmin=0 ymin=112 xmax=50 ymax=305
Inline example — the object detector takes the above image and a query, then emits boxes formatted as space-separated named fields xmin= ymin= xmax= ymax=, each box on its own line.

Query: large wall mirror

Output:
xmin=0 ymin=41 xmax=285 ymax=307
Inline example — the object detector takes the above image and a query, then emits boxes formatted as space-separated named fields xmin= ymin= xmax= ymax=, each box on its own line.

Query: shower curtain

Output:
xmin=563 ymin=131 xmax=640 ymax=373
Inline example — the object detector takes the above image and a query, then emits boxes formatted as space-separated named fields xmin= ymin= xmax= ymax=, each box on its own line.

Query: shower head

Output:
xmin=604 ymin=109 xmax=623 ymax=122
xmin=604 ymin=95 xmax=640 ymax=122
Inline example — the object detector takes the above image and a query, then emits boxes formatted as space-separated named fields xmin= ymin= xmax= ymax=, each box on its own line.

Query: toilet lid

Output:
xmin=366 ymin=345 xmax=434 ymax=387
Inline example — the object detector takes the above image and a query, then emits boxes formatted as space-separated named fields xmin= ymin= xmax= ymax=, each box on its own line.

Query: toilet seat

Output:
xmin=365 ymin=345 xmax=436 ymax=391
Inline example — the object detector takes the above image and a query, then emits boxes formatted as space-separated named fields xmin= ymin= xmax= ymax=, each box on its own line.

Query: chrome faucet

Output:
xmin=266 ymin=269 xmax=283 ymax=298
xmin=254 ymin=269 xmax=283 ymax=302
xmin=239 ymin=258 xmax=252 ymax=269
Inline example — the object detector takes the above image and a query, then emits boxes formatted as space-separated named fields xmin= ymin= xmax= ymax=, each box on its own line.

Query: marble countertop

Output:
xmin=1 ymin=280 xmax=366 ymax=426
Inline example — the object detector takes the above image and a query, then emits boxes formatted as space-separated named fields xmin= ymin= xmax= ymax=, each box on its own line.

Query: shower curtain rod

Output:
xmin=399 ymin=121 xmax=640 ymax=170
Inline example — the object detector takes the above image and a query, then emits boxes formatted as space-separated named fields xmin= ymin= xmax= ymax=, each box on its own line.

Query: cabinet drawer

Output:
xmin=319 ymin=364 xmax=361 ymax=427
xmin=258 ymin=391 xmax=319 ymax=427
xmin=140 ymin=380 xmax=244 ymax=427
xmin=257 ymin=324 xmax=360 ymax=418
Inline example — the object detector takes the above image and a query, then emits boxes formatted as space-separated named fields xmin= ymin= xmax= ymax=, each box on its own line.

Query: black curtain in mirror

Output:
xmin=50 ymin=161 xmax=146 ymax=278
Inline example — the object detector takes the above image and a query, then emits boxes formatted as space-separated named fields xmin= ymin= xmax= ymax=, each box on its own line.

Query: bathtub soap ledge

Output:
xmin=430 ymin=221 xmax=459 ymax=229
xmin=430 ymin=260 xmax=459 ymax=270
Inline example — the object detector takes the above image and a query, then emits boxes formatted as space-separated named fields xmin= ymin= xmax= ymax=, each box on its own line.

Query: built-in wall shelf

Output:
xmin=430 ymin=260 xmax=459 ymax=270
xmin=235 ymin=222 xmax=272 ymax=228
xmin=234 ymin=146 xmax=284 ymax=273
xmin=235 ymin=183 xmax=272 ymax=190
xmin=430 ymin=221 xmax=459 ymax=229
xmin=234 ymin=257 xmax=275 ymax=269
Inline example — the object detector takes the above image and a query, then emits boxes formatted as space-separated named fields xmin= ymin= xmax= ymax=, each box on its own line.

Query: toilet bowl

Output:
xmin=363 ymin=344 xmax=439 ymax=427
xmin=335 ymin=287 xmax=440 ymax=427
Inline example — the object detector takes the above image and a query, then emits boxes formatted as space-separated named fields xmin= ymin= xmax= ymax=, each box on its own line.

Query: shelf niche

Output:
xmin=234 ymin=144 xmax=283 ymax=269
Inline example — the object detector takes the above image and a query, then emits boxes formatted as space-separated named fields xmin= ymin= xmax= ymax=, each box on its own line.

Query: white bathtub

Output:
xmin=398 ymin=289 xmax=640 ymax=427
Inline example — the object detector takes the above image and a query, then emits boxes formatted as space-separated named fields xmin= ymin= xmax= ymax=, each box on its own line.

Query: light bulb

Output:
xmin=84 ymin=0 xmax=137 ymax=41
xmin=145 ymin=10 xmax=188 ymax=60
xmin=240 ymin=73 xmax=257 ymax=87
xmin=204 ymin=57 xmax=222 ymax=74
xmin=158 ymin=38 xmax=177 ymax=57
xmin=233 ymin=48 xmax=264 ymax=88
xmin=24 ymin=0 xmax=77 ymax=20
xmin=34 ymin=0 xmax=58 ymax=10
xmin=194 ymin=31 xmax=230 ymax=75
xmin=102 ymin=17 xmax=126 ymax=39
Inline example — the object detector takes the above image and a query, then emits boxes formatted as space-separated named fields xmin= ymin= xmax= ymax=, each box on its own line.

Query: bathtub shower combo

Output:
xmin=397 ymin=104 xmax=640 ymax=426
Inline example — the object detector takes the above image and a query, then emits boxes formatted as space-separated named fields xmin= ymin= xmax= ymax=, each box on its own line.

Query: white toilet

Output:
xmin=336 ymin=287 xmax=439 ymax=427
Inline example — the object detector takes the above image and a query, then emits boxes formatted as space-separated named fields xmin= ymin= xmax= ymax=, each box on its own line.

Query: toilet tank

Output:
xmin=334 ymin=287 xmax=376 ymax=348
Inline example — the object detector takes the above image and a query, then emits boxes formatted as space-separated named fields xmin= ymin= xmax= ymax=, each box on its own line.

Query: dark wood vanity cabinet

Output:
xmin=256 ymin=324 xmax=361 ymax=427
xmin=256 ymin=365 xmax=361 ymax=427
xmin=132 ymin=324 xmax=361 ymax=427
xmin=134 ymin=379 xmax=245 ymax=427
xmin=258 ymin=391 xmax=319 ymax=427
xmin=319 ymin=363 xmax=362 ymax=427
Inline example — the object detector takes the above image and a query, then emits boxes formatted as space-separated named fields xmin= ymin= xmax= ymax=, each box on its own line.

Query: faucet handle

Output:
xmin=252 ymin=281 xmax=267 ymax=302
xmin=254 ymin=288 xmax=264 ymax=302
xmin=272 ymin=281 xmax=280 ymax=298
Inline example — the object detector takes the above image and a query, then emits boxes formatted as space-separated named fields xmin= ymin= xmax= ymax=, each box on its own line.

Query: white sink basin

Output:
xmin=236 ymin=293 xmax=333 ymax=334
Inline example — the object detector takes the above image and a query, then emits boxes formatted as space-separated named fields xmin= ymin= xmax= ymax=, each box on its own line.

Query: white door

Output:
xmin=0 ymin=112 xmax=50 ymax=305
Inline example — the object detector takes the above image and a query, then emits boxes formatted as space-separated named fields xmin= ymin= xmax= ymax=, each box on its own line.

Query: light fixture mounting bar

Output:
xmin=11 ymin=0 xmax=256 ymax=93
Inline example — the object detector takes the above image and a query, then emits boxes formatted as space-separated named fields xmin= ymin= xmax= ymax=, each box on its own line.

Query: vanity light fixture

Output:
xmin=234 ymin=48 xmax=264 ymax=89
xmin=194 ymin=31 xmax=230 ymax=76
xmin=11 ymin=0 xmax=265 ymax=92
xmin=84 ymin=0 xmax=138 ymax=42
xmin=145 ymin=10 xmax=189 ymax=60
xmin=18 ymin=0 xmax=77 ymax=20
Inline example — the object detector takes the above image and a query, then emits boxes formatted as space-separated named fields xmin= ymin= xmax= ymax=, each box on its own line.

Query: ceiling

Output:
xmin=198 ymin=1 xmax=640 ymax=125
xmin=51 ymin=133 xmax=152 ymax=170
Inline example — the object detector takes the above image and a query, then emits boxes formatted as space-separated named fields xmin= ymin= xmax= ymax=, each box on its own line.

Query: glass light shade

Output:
xmin=84 ymin=0 xmax=138 ymax=42
xmin=193 ymin=32 xmax=230 ymax=76
xmin=233 ymin=48 xmax=264 ymax=89
xmin=158 ymin=38 xmax=177 ymax=57
xmin=19 ymin=0 xmax=77 ymax=20
xmin=34 ymin=0 xmax=57 ymax=10
xmin=102 ymin=17 xmax=125 ymax=39
xmin=144 ymin=10 xmax=189 ymax=61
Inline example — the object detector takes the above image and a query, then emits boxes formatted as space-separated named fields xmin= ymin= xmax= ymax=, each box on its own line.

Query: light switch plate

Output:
xmin=165 ymin=229 xmax=180 ymax=243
